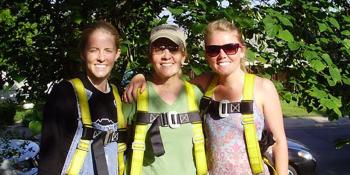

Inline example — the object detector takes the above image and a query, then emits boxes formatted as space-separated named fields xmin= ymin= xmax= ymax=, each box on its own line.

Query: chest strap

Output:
xmin=130 ymin=81 xmax=207 ymax=175
xmin=81 ymin=126 xmax=127 ymax=144
xmin=200 ymin=97 xmax=253 ymax=118
xmin=202 ymin=74 xmax=264 ymax=174
xmin=66 ymin=78 xmax=127 ymax=175
xmin=136 ymin=111 xmax=201 ymax=128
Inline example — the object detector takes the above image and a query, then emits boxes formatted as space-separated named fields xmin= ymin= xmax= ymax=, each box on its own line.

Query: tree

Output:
xmin=1 ymin=0 xmax=349 ymax=120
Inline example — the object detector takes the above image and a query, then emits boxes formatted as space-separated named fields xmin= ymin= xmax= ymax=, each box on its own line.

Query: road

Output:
xmin=286 ymin=125 xmax=350 ymax=175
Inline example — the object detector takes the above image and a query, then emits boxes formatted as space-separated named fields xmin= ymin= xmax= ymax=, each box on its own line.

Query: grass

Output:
xmin=281 ymin=100 xmax=324 ymax=117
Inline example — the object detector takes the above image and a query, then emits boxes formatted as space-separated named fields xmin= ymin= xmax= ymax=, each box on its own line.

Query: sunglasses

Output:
xmin=152 ymin=45 xmax=180 ymax=55
xmin=205 ymin=43 xmax=241 ymax=57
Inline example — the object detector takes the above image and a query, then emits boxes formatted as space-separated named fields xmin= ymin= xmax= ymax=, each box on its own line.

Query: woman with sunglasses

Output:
xmin=198 ymin=19 xmax=288 ymax=175
xmin=124 ymin=19 xmax=288 ymax=175
xmin=123 ymin=24 xmax=207 ymax=175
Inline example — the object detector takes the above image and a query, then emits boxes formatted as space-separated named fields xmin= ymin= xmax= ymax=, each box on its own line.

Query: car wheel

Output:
xmin=288 ymin=165 xmax=298 ymax=175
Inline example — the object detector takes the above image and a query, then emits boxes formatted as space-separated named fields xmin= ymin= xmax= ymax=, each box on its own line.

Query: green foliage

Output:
xmin=0 ymin=101 xmax=16 ymax=127
xmin=0 ymin=0 xmax=349 ymax=121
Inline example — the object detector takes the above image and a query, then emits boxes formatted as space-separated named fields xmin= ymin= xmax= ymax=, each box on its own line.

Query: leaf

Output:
xmin=191 ymin=66 xmax=202 ymax=76
xmin=277 ymin=30 xmax=294 ymax=42
xmin=191 ymin=23 xmax=206 ymax=34
xmin=343 ymin=39 xmax=350 ymax=48
xmin=310 ymin=59 xmax=325 ymax=72
xmin=343 ymin=15 xmax=350 ymax=23
xmin=343 ymin=77 xmax=350 ymax=85
xmin=341 ymin=30 xmax=350 ymax=36
xmin=328 ymin=17 xmax=340 ymax=29
xmin=168 ymin=7 xmax=184 ymax=16
xmin=327 ymin=78 xmax=337 ymax=86
xmin=257 ymin=56 xmax=267 ymax=64
xmin=265 ymin=23 xmax=280 ymax=37
xmin=317 ymin=22 xmax=328 ymax=32
xmin=276 ymin=15 xmax=293 ymax=27
xmin=321 ymin=54 xmax=333 ymax=66
xmin=246 ymin=48 xmax=256 ymax=62
xmin=287 ymin=41 xmax=300 ymax=51
xmin=309 ymin=86 xmax=328 ymax=99
xmin=329 ymin=67 xmax=341 ymax=83
xmin=282 ymin=92 xmax=293 ymax=102
xmin=302 ymin=50 xmax=317 ymax=61
xmin=320 ymin=98 xmax=337 ymax=109
xmin=262 ymin=15 xmax=276 ymax=25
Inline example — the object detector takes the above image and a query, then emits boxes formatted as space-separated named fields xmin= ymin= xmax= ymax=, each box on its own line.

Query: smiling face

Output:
xmin=81 ymin=29 xmax=120 ymax=83
xmin=150 ymin=38 xmax=186 ymax=81
xmin=205 ymin=30 xmax=245 ymax=76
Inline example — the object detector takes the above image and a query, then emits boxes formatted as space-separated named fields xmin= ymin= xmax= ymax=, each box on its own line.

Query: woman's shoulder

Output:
xmin=253 ymin=75 xmax=278 ymax=98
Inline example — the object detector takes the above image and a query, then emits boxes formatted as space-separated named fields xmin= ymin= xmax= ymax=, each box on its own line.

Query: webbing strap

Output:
xmin=130 ymin=88 xmax=148 ymax=175
xmin=66 ymin=140 xmax=90 ymax=175
xmin=242 ymin=74 xmax=264 ymax=174
xmin=184 ymin=81 xmax=207 ymax=175
xmin=111 ymin=84 xmax=127 ymax=175
xmin=67 ymin=78 xmax=92 ymax=174
xmin=131 ymin=82 xmax=207 ymax=175
xmin=67 ymin=78 xmax=126 ymax=175
xmin=203 ymin=74 xmax=264 ymax=174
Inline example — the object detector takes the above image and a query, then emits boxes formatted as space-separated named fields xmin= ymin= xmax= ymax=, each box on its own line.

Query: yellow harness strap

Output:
xmin=67 ymin=78 xmax=126 ymax=175
xmin=242 ymin=74 xmax=264 ymax=174
xmin=204 ymin=74 xmax=264 ymax=174
xmin=111 ymin=84 xmax=127 ymax=175
xmin=130 ymin=88 xmax=148 ymax=175
xmin=184 ymin=81 xmax=208 ymax=175
xmin=130 ymin=81 xmax=207 ymax=175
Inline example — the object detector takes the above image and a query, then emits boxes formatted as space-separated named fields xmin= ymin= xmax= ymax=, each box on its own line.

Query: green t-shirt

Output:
xmin=123 ymin=81 xmax=203 ymax=175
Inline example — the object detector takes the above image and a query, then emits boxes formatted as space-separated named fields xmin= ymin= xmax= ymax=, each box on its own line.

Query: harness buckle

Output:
xmin=103 ymin=130 xmax=118 ymax=145
xmin=219 ymin=100 xmax=230 ymax=118
xmin=132 ymin=141 xmax=146 ymax=151
xmin=166 ymin=111 xmax=180 ymax=128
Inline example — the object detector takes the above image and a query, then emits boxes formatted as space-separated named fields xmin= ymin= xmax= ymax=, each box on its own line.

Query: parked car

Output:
xmin=265 ymin=138 xmax=317 ymax=175
xmin=287 ymin=138 xmax=316 ymax=175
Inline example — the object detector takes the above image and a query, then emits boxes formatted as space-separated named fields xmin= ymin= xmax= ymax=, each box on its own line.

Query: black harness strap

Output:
xmin=200 ymin=97 xmax=254 ymax=119
xmin=135 ymin=111 xmax=201 ymax=156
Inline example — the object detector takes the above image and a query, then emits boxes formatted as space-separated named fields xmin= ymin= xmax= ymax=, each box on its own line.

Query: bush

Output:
xmin=0 ymin=101 xmax=16 ymax=127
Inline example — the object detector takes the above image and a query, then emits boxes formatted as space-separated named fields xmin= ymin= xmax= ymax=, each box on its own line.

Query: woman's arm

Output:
xmin=260 ymin=78 xmax=288 ymax=175
xmin=123 ymin=72 xmax=213 ymax=103
xmin=122 ymin=74 xmax=147 ymax=103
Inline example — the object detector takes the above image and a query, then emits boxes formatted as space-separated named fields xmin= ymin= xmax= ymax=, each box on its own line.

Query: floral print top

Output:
xmin=204 ymin=101 xmax=270 ymax=175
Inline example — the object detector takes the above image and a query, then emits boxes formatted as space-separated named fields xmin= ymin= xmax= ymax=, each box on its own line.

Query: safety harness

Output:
xmin=66 ymin=78 xmax=127 ymax=175
xmin=130 ymin=81 xmax=207 ymax=175
xmin=200 ymin=74 xmax=268 ymax=175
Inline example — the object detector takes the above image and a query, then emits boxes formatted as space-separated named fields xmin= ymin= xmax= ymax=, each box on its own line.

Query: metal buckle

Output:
xmin=166 ymin=111 xmax=180 ymax=128
xmin=103 ymin=130 xmax=118 ymax=145
xmin=132 ymin=141 xmax=145 ymax=151
xmin=219 ymin=100 xmax=230 ymax=118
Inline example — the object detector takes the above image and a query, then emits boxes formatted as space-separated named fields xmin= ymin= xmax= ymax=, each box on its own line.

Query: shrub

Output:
xmin=0 ymin=101 xmax=16 ymax=127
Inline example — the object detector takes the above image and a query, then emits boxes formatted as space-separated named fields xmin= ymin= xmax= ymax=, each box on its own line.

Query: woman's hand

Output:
xmin=123 ymin=74 xmax=147 ymax=103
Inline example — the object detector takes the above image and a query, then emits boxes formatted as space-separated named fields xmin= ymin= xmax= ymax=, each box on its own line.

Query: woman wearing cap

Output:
xmin=124 ymin=19 xmax=288 ymax=175
xmin=123 ymin=24 xmax=207 ymax=175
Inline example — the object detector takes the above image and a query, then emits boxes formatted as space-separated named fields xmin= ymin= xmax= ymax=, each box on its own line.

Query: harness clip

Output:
xmin=219 ymin=100 xmax=230 ymax=118
xmin=166 ymin=111 xmax=180 ymax=129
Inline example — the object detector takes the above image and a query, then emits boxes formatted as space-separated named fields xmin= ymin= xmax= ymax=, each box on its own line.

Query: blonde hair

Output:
xmin=204 ymin=19 xmax=247 ymax=72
